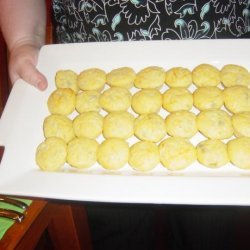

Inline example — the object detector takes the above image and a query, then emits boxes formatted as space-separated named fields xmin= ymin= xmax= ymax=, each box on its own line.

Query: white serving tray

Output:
xmin=0 ymin=40 xmax=250 ymax=205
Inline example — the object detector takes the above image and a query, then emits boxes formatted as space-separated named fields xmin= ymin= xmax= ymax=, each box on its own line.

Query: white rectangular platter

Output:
xmin=0 ymin=40 xmax=250 ymax=205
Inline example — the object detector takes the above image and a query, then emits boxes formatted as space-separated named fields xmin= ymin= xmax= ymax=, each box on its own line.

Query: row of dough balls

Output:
xmin=36 ymin=136 xmax=250 ymax=172
xmin=55 ymin=64 xmax=250 ymax=91
xmin=43 ymin=111 xmax=250 ymax=144
xmin=47 ymin=85 xmax=250 ymax=116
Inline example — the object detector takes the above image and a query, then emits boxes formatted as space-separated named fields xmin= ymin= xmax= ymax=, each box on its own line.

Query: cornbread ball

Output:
xmin=165 ymin=67 xmax=192 ymax=88
xmin=134 ymin=113 xmax=166 ymax=142
xmin=162 ymin=88 xmax=193 ymax=112
xmin=232 ymin=112 xmax=250 ymax=137
xmin=97 ymin=138 xmax=129 ymax=170
xmin=193 ymin=87 xmax=223 ymax=110
xmin=43 ymin=114 xmax=75 ymax=143
xmin=47 ymin=88 xmax=76 ymax=115
xmin=73 ymin=111 xmax=103 ymax=139
xmin=99 ymin=87 xmax=132 ymax=112
xmin=196 ymin=139 xmax=229 ymax=168
xmin=55 ymin=70 xmax=79 ymax=93
xmin=36 ymin=137 xmax=67 ymax=171
xmin=67 ymin=137 xmax=98 ymax=169
xmin=192 ymin=64 xmax=220 ymax=87
xmin=159 ymin=137 xmax=196 ymax=170
xmin=103 ymin=111 xmax=134 ymax=139
xmin=76 ymin=90 xmax=100 ymax=113
xmin=220 ymin=64 xmax=250 ymax=87
xmin=129 ymin=141 xmax=159 ymax=172
xmin=165 ymin=111 xmax=197 ymax=138
xmin=134 ymin=66 xmax=165 ymax=89
xmin=131 ymin=89 xmax=162 ymax=114
xmin=197 ymin=110 xmax=233 ymax=139
xmin=77 ymin=68 xmax=106 ymax=91
xmin=106 ymin=67 xmax=136 ymax=89
xmin=227 ymin=137 xmax=250 ymax=169
xmin=223 ymin=86 xmax=250 ymax=113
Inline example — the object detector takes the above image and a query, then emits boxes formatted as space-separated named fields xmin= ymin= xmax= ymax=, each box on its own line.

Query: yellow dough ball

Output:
xmin=159 ymin=137 xmax=196 ymax=171
xmin=103 ymin=111 xmax=134 ymax=139
xmin=193 ymin=87 xmax=224 ymax=110
xmin=223 ymin=86 xmax=250 ymax=113
xmin=97 ymin=138 xmax=129 ymax=170
xmin=77 ymin=68 xmax=106 ymax=91
xmin=36 ymin=137 xmax=67 ymax=171
xmin=76 ymin=90 xmax=100 ymax=113
xmin=162 ymin=88 xmax=193 ymax=112
xmin=165 ymin=111 xmax=197 ymax=138
xmin=55 ymin=70 xmax=79 ymax=93
xmin=232 ymin=112 xmax=250 ymax=137
xmin=192 ymin=64 xmax=220 ymax=87
xmin=47 ymin=88 xmax=76 ymax=115
xmin=99 ymin=87 xmax=132 ymax=112
xmin=220 ymin=64 xmax=250 ymax=87
xmin=106 ymin=67 xmax=136 ymax=89
xmin=131 ymin=89 xmax=162 ymax=114
xmin=227 ymin=137 xmax=250 ymax=169
xmin=67 ymin=137 xmax=98 ymax=169
xmin=134 ymin=66 xmax=165 ymax=89
xmin=197 ymin=110 xmax=233 ymax=139
xmin=43 ymin=114 xmax=75 ymax=143
xmin=129 ymin=141 xmax=159 ymax=172
xmin=134 ymin=113 xmax=166 ymax=142
xmin=196 ymin=139 xmax=229 ymax=168
xmin=165 ymin=67 xmax=192 ymax=88
xmin=73 ymin=111 xmax=103 ymax=139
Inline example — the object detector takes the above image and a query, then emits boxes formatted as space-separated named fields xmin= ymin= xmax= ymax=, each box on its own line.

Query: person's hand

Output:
xmin=9 ymin=43 xmax=48 ymax=91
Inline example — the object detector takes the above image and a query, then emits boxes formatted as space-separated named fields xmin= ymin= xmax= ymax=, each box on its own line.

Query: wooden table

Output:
xmin=0 ymin=199 xmax=92 ymax=250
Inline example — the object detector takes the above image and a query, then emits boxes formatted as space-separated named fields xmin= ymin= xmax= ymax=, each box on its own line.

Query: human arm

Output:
xmin=0 ymin=0 xmax=48 ymax=90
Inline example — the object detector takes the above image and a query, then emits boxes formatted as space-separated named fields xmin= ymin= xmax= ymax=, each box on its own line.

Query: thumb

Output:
xmin=10 ymin=60 xmax=48 ymax=91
